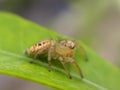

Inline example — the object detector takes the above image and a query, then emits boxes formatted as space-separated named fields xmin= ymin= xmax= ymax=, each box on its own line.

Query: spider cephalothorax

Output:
xmin=25 ymin=39 xmax=87 ymax=79
xmin=59 ymin=40 xmax=75 ymax=49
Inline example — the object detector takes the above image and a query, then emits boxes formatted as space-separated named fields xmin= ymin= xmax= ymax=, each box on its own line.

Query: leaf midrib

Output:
xmin=0 ymin=49 xmax=108 ymax=90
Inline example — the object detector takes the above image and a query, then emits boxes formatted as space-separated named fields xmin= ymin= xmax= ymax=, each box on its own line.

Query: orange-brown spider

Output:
xmin=25 ymin=38 xmax=87 ymax=79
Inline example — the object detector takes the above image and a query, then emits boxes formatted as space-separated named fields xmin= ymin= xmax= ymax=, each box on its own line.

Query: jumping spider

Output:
xmin=25 ymin=38 xmax=87 ymax=79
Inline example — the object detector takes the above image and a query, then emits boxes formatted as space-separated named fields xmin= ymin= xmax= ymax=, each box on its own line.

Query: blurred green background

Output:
xmin=0 ymin=0 xmax=120 ymax=90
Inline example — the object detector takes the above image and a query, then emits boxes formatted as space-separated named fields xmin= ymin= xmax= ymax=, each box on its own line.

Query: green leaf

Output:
xmin=0 ymin=12 xmax=120 ymax=90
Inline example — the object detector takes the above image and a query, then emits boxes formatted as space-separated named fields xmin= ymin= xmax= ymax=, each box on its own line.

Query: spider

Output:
xmin=25 ymin=38 xmax=87 ymax=79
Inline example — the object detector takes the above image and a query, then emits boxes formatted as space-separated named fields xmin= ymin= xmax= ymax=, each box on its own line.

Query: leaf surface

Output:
xmin=0 ymin=12 xmax=120 ymax=90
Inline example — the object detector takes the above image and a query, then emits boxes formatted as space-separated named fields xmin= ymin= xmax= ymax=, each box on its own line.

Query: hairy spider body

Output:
xmin=25 ymin=39 xmax=85 ymax=79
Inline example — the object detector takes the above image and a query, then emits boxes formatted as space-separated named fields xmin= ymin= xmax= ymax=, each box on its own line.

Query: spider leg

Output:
xmin=33 ymin=49 xmax=44 ymax=58
xmin=58 ymin=57 xmax=72 ymax=79
xmin=65 ymin=57 xmax=84 ymax=78
xmin=48 ymin=45 xmax=54 ymax=71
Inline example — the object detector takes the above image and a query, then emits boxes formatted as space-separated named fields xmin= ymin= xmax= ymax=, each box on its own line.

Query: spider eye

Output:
xmin=69 ymin=43 xmax=75 ymax=49
xmin=66 ymin=40 xmax=75 ymax=49
xmin=71 ymin=45 xmax=75 ymax=49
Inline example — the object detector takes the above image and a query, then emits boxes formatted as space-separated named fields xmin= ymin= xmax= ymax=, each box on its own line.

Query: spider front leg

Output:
xmin=65 ymin=57 xmax=84 ymax=78
xmin=48 ymin=46 xmax=54 ymax=72
xmin=58 ymin=57 xmax=72 ymax=79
